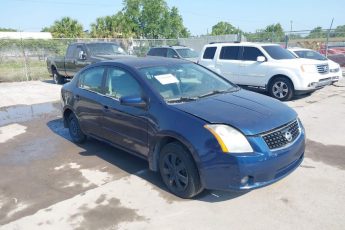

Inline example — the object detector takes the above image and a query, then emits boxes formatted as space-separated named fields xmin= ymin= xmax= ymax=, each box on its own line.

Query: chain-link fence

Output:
xmin=0 ymin=35 xmax=240 ymax=82
xmin=1 ymin=31 xmax=344 ymax=83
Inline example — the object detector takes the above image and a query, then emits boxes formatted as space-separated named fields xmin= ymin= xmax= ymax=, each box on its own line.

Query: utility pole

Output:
xmin=290 ymin=20 xmax=293 ymax=33
xmin=325 ymin=18 xmax=334 ymax=57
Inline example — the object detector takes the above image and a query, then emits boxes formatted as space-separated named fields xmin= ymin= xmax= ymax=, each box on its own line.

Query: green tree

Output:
xmin=211 ymin=21 xmax=240 ymax=35
xmin=0 ymin=27 xmax=17 ymax=32
xmin=246 ymin=23 xmax=285 ymax=42
xmin=307 ymin=26 xmax=327 ymax=39
xmin=89 ymin=0 xmax=189 ymax=39
xmin=140 ymin=0 xmax=168 ymax=38
xmin=334 ymin=25 xmax=345 ymax=37
xmin=160 ymin=6 xmax=189 ymax=38
xmin=44 ymin=17 xmax=84 ymax=38
xmin=122 ymin=0 xmax=142 ymax=37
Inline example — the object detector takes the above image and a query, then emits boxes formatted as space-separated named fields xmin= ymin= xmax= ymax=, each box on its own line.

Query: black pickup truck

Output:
xmin=47 ymin=42 xmax=131 ymax=84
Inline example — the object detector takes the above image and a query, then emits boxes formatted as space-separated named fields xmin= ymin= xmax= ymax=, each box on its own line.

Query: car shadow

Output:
xmin=41 ymin=79 xmax=71 ymax=85
xmin=47 ymin=118 xmax=248 ymax=202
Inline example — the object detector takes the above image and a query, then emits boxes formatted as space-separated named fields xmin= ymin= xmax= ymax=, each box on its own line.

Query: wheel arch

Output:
xmin=148 ymin=133 xmax=201 ymax=176
xmin=267 ymin=74 xmax=295 ymax=91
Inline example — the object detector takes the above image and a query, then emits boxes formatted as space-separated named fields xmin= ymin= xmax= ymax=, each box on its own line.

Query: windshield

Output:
xmin=294 ymin=50 xmax=327 ymax=61
xmin=262 ymin=45 xmax=296 ymax=60
xmin=176 ymin=48 xmax=199 ymax=58
xmin=86 ymin=43 xmax=127 ymax=55
xmin=139 ymin=63 xmax=237 ymax=103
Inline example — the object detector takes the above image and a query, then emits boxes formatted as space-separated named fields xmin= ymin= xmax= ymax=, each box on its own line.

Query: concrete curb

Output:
xmin=0 ymin=101 xmax=61 ymax=126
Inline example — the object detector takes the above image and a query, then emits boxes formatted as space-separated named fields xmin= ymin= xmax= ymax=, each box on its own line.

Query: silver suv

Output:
xmin=147 ymin=46 xmax=199 ymax=62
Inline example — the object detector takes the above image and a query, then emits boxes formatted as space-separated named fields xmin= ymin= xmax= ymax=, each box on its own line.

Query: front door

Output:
xmin=237 ymin=46 xmax=269 ymax=87
xmin=101 ymin=67 xmax=149 ymax=156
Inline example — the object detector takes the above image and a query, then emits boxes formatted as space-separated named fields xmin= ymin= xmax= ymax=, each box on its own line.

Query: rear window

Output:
xmin=203 ymin=47 xmax=217 ymax=59
xmin=242 ymin=47 xmax=264 ymax=61
xmin=220 ymin=46 xmax=240 ymax=60
xmin=263 ymin=45 xmax=296 ymax=60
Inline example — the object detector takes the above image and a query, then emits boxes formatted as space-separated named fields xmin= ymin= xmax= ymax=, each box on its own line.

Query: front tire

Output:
xmin=269 ymin=77 xmax=294 ymax=101
xmin=53 ymin=69 xmax=65 ymax=84
xmin=68 ymin=113 xmax=86 ymax=143
xmin=159 ymin=142 xmax=203 ymax=198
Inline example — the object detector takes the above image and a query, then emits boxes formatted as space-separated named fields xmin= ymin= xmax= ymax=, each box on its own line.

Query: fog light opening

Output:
xmin=308 ymin=82 xmax=317 ymax=87
xmin=241 ymin=176 xmax=249 ymax=185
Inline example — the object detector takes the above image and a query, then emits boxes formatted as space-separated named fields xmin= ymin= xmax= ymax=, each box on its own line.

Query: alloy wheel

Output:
xmin=272 ymin=81 xmax=289 ymax=99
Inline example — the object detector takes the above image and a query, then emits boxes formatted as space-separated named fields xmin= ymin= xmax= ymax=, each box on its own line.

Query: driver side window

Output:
xmin=105 ymin=68 xmax=142 ymax=99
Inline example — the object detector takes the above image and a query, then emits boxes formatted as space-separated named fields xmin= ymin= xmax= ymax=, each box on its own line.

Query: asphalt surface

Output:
xmin=0 ymin=79 xmax=345 ymax=229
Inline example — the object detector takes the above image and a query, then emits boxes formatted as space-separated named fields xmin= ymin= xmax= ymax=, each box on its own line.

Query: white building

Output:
xmin=0 ymin=32 xmax=52 ymax=39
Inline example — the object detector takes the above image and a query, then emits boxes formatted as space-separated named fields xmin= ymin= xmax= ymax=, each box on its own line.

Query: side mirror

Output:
xmin=173 ymin=54 xmax=179 ymax=59
xmin=79 ymin=50 xmax=86 ymax=60
xmin=120 ymin=95 xmax=147 ymax=109
xmin=257 ymin=56 xmax=266 ymax=62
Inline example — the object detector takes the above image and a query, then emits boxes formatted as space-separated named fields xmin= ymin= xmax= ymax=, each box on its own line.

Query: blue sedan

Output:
xmin=61 ymin=57 xmax=305 ymax=198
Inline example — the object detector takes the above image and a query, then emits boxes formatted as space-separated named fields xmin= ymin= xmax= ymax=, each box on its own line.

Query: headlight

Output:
xmin=204 ymin=124 xmax=253 ymax=153
xmin=301 ymin=64 xmax=317 ymax=73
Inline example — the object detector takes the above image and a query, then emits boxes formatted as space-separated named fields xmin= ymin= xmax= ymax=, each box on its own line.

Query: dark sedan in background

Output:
xmin=61 ymin=57 xmax=305 ymax=198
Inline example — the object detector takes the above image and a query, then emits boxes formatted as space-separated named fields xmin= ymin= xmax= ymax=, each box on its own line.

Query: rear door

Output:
xmin=237 ymin=46 xmax=269 ymax=87
xmin=214 ymin=45 xmax=241 ymax=83
xmin=64 ymin=44 xmax=77 ymax=77
xmin=74 ymin=66 xmax=106 ymax=138
xmin=101 ymin=66 xmax=149 ymax=156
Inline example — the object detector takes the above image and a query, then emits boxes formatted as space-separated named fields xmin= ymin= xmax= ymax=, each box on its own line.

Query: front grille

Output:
xmin=317 ymin=64 xmax=329 ymax=74
xmin=261 ymin=120 xmax=300 ymax=150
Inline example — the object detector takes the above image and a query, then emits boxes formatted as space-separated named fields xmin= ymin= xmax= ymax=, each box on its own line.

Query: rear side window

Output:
xmin=242 ymin=47 xmax=264 ymax=61
xmin=148 ymin=48 xmax=167 ymax=57
xmin=203 ymin=47 xmax=217 ymax=59
xmin=78 ymin=67 xmax=105 ymax=93
xmin=220 ymin=46 xmax=240 ymax=60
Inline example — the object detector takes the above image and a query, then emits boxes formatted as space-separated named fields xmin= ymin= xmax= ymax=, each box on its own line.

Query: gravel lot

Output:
xmin=0 ymin=78 xmax=344 ymax=230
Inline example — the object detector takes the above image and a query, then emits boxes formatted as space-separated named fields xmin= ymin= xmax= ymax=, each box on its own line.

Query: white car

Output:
xmin=198 ymin=42 xmax=332 ymax=101
xmin=288 ymin=47 xmax=342 ymax=83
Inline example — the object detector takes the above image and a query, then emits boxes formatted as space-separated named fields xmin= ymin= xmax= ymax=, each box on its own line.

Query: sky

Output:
xmin=0 ymin=0 xmax=344 ymax=35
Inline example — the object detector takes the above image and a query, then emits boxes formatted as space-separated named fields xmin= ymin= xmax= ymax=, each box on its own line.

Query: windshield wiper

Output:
xmin=167 ymin=97 xmax=198 ymax=103
xmin=198 ymin=89 xmax=230 ymax=98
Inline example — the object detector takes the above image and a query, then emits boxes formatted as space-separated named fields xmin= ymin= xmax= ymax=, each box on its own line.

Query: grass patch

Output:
xmin=0 ymin=58 xmax=50 ymax=82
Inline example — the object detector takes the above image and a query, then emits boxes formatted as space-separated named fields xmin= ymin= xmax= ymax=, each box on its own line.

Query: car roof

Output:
xmin=150 ymin=45 xmax=189 ymax=49
xmin=98 ymin=57 xmax=191 ymax=69
xmin=205 ymin=42 xmax=280 ymax=47
xmin=72 ymin=42 xmax=119 ymax=45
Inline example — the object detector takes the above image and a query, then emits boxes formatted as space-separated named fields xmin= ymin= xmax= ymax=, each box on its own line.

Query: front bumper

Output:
xmin=199 ymin=130 xmax=305 ymax=191
xmin=294 ymin=72 xmax=333 ymax=91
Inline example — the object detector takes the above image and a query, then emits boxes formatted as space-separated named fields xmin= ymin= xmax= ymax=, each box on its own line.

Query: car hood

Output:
xmin=171 ymin=89 xmax=297 ymax=135
xmin=275 ymin=58 xmax=328 ymax=65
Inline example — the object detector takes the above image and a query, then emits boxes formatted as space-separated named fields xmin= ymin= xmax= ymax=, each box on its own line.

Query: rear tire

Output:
xmin=159 ymin=142 xmax=203 ymax=198
xmin=53 ymin=69 xmax=65 ymax=84
xmin=269 ymin=77 xmax=294 ymax=101
xmin=68 ymin=113 xmax=86 ymax=143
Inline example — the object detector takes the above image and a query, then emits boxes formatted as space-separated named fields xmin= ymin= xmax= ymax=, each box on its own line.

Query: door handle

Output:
xmin=74 ymin=95 xmax=80 ymax=101
xmin=103 ymin=105 xmax=109 ymax=111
